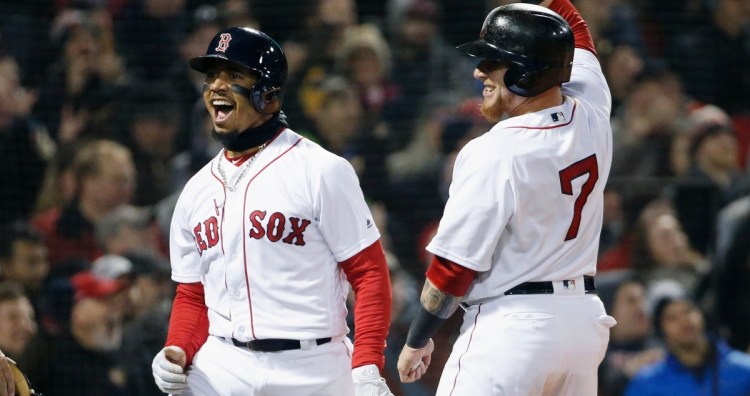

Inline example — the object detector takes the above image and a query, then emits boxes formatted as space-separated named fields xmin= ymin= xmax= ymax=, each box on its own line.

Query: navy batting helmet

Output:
xmin=457 ymin=4 xmax=574 ymax=97
xmin=190 ymin=27 xmax=288 ymax=113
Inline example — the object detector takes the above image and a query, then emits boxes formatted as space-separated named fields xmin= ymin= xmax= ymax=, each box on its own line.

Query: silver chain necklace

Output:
xmin=216 ymin=143 xmax=268 ymax=192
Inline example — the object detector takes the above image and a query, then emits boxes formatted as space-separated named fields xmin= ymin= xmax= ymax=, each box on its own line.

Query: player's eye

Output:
xmin=477 ymin=60 xmax=508 ymax=73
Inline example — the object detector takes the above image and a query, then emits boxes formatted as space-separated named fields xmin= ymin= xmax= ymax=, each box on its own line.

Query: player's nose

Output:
xmin=209 ymin=72 xmax=232 ymax=92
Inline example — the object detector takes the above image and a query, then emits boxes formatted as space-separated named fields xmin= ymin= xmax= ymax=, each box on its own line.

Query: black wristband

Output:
xmin=405 ymin=306 xmax=447 ymax=349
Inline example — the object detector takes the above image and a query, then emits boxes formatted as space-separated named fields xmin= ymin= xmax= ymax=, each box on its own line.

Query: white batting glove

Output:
xmin=352 ymin=364 xmax=394 ymax=396
xmin=152 ymin=346 xmax=188 ymax=394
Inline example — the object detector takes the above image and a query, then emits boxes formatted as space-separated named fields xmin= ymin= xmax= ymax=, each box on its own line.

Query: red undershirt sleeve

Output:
xmin=425 ymin=255 xmax=477 ymax=297
xmin=339 ymin=240 xmax=392 ymax=371
xmin=549 ymin=0 xmax=596 ymax=55
xmin=165 ymin=282 xmax=210 ymax=368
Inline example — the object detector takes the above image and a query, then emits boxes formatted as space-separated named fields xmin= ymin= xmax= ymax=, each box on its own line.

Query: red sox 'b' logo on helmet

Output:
xmin=215 ymin=33 xmax=232 ymax=52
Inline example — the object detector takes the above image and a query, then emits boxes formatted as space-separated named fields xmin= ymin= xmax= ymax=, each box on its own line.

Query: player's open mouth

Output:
xmin=212 ymin=99 xmax=235 ymax=123
xmin=483 ymin=85 xmax=495 ymax=96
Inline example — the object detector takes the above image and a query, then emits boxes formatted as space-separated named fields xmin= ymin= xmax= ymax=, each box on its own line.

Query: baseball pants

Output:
xmin=180 ymin=334 xmax=355 ymax=396
xmin=436 ymin=284 xmax=615 ymax=396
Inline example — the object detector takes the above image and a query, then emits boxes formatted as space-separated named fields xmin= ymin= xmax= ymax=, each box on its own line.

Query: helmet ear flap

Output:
xmin=504 ymin=63 xmax=551 ymax=97
xmin=253 ymin=87 xmax=283 ymax=114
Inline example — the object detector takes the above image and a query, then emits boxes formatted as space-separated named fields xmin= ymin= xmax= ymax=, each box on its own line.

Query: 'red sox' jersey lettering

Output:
xmin=193 ymin=216 xmax=220 ymax=254
xmin=248 ymin=210 xmax=311 ymax=246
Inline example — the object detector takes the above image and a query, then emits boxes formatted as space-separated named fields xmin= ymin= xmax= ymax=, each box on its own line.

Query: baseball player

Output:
xmin=396 ymin=1 xmax=616 ymax=395
xmin=151 ymin=27 xmax=393 ymax=396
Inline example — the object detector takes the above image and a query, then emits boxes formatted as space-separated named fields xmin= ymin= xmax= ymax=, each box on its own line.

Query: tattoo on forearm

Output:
xmin=420 ymin=280 xmax=462 ymax=319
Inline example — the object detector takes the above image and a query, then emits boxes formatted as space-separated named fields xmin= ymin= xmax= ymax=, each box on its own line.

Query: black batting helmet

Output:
xmin=190 ymin=27 xmax=288 ymax=113
xmin=457 ymin=4 xmax=574 ymax=97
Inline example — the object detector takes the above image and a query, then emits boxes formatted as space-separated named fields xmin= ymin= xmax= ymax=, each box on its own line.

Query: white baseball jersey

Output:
xmin=170 ymin=128 xmax=380 ymax=341
xmin=427 ymin=49 xmax=612 ymax=304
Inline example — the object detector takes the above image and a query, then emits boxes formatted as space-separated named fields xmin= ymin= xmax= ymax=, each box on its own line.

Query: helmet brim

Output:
xmin=189 ymin=55 xmax=235 ymax=73
xmin=457 ymin=40 xmax=527 ymax=64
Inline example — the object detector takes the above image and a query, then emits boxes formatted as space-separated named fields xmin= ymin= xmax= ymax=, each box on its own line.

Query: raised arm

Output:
xmin=538 ymin=0 xmax=611 ymax=112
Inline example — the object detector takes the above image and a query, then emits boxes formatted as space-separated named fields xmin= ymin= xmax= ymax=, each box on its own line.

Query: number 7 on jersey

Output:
xmin=558 ymin=154 xmax=599 ymax=241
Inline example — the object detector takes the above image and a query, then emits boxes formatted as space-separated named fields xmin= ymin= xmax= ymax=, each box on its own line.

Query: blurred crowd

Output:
xmin=0 ymin=0 xmax=748 ymax=395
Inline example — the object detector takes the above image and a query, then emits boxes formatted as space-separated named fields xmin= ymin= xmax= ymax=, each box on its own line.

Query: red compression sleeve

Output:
xmin=426 ymin=256 xmax=477 ymax=297
xmin=549 ymin=0 xmax=596 ymax=55
xmin=340 ymin=240 xmax=392 ymax=371
xmin=165 ymin=282 xmax=210 ymax=367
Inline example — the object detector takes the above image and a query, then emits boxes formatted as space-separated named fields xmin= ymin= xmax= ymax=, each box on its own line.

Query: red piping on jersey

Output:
xmin=507 ymin=100 xmax=577 ymax=130
xmin=241 ymin=135 xmax=305 ymax=338
xmin=449 ymin=303 xmax=483 ymax=396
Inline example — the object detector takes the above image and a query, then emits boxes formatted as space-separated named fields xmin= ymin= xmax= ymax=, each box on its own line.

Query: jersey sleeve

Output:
xmin=313 ymin=156 xmax=380 ymax=262
xmin=551 ymin=0 xmax=612 ymax=115
xmin=426 ymin=143 xmax=514 ymax=272
xmin=169 ymin=186 xmax=204 ymax=283
xmin=339 ymin=240 xmax=391 ymax=371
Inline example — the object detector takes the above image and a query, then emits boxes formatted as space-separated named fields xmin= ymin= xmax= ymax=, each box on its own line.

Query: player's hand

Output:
xmin=0 ymin=351 xmax=15 ymax=396
xmin=352 ymin=364 xmax=393 ymax=396
xmin=397 ymin=338 xmax=435 ymax=383
xmin=152 ymin=346 xmax=188 ymax=394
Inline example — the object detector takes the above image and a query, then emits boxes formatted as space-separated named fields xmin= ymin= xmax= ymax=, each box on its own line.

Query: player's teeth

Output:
xmin=213 ymin=100 xmax=232 ymax=106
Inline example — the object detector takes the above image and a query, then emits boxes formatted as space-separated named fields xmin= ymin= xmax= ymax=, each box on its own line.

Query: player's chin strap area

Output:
xmin=215 ymin=110 xmax=289 ymax=152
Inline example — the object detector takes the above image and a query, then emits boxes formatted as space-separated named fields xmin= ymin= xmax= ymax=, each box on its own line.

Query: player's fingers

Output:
xmin=156 ymin=367 xmax=187 ymax=384
xmin=401 ymin=365 xmax=424 ymax=383
xmin=0 ymin=355 xmax=14 ymax=396
xmin=157 ymin=358 xmax=186 ymax=375
xmin=156 ymin=377 xmax=188 ymax=390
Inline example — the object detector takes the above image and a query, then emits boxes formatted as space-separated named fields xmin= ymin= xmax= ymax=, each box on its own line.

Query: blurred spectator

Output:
xmin=113 ymin=0 xmax=189 ymax=82
xmin=386 ymin=0 xmax=475 ymax=144
xmin=664 ymin=0 xmax=750 ymax=115
xmin=625 ymin=295 xmax=750 ymax=395
xmin=302 ymin=75 xmax=390 ymax=202
xmin=95 ymin=205 xmax=166 ymax=260
xmin=281 ymin=0 xmax=359 ymax=131
xmin=597 ymin=271 xmax=663 ymax=396
xmin=0 ymin=221 xmax=50 ymax=325
xmin=33 ymin=9 xmax=130 ymax=144
xmin=630 ymin=198 xmax=709 ymax=295
xmin=599 ymin=44 xmax=645 ymax=116
xmin=0 ymin=281 xmax=37 ymax=360
xmin=33 ymin=142 xmax=82 ymax=215
xmin=31 ymin=139 xmax=136 ymax=267
xmin=610 ymin=69 xmax=684 ymax=179
xmin=163 ymin=4 xmax=223 ymax=155
xmin=19 ymin=270 xmax=130 ymax=396
xmin=599 ymin=197 xmax=709 ymax=294
xmin=116 ymin=87 xmax=182 ymax=206
xmin=217 ymin=0 xmax=259 ymax=30
xmin=334 ymin=23 xmax=408 ymax=149
xmin=169 ymin=95 xmax=223 ymax=191
xmin=0 ymin=50 xmax=54 ymax=224
xmin=118 ymin=251 xmax=174 ymax=396
xmin=669 ymin=103 xmax=747 ymax=255
xmin=91 ymin=254 xmax=134 ymax=283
